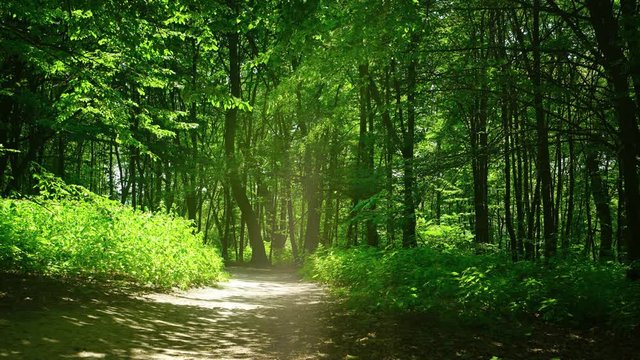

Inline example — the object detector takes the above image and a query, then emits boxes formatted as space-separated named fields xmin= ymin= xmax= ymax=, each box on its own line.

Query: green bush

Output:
xmin=0 ymin=177 xmax=225 ymax=289
xmin=416 ymin=218 xmax=474 ymax=251
xmin=303 ymin=247 xmax=640 ymax=330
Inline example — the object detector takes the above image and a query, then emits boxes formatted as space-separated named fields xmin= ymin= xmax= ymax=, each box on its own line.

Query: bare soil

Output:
xmin=0 ymin=267 xmax=637 ymax=359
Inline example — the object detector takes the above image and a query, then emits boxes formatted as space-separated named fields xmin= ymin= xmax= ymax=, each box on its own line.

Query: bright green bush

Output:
xmin=416 ymin=218 xmax=474 ymax=251
xmin=0 ymin=178 xmax=225 ymax=289
xmin=303 ymin=247 xmax=640 ymax=330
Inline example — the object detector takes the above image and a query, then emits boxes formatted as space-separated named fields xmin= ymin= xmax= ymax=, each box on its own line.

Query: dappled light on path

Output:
xmin=0 ymin=268 xmax=330 ymax=359
xmin=144 ymin=267 xmax=325 ymax=312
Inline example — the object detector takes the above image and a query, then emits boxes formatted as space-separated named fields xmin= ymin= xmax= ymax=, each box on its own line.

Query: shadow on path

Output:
xmin=1 ymin=268 xmax=637 ymax=359
xmin=0 ymin=268 xmax=328 ymax=359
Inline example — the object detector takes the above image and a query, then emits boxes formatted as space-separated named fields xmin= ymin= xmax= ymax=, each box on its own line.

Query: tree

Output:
xmin=223 ymin=0 xmax=268 ymax=265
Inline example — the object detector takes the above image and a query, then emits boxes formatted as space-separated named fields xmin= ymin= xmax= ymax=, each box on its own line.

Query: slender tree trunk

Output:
xmin=283 ymin=144 xmax=299 ymax=261
xmin=402 ymin=58 xmax=418 ymax=248
xmin=526 ymin=176 xmax=541 ymax=259
xmin=304 ymin=155 xmax=322 ymax=253
xmin=277 ymin=194 xmax=288 ymax=250
xmin=584 ymin=168 xmax=594 ymax=258
xmin=554 ymin=122 xmax=563 ymax=245
xmin=164 ymin=160 xmax=175 ymax=212
xmin=239 ymin=214 xmax=245 ymax=263
xmin=57 ymin=134 xmax=65 ymax=179
xmin=108 ymin=139 xmax=114 ymax=199
xmin=513 ymin=110 xmax=526 ymax=256
xmin=617 ymin=166 xmax=627 ymax=261
xmin=533 ymin=0 xmax=556 ymax=259
xmin=472 ymin=83 xmax=490 ymax=246
xmin=287 ymin=195 xmax=299 ymax=261
xmin=502 ymin=97 xmax=517 ymax=261
xmin=384 ymin=67 xmax=395 ymax=244
xmin=322 ymin=163 xmax=334 ymax=247
xmin=358 ymin=64 xmax=379 ymax=247
xmin=563 ymin=115 xmax=575 ymax=252
xmin=222 ymin=185 xmax=231 ymax=261
xmin=365 ymin=69 xmax=379 ymax=247
xmin=586 ymin=150 xmax=614 ymax=260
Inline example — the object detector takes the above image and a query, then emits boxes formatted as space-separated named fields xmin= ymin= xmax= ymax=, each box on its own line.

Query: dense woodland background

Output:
xmin=2 ymin=0 xmax=640 ymax=271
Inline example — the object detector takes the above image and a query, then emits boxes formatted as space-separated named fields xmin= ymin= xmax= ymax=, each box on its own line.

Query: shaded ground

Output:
xmin=0 ymin=268 xmax=638 ymax=359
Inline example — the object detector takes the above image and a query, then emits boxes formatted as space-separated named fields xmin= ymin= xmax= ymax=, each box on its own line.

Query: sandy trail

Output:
xmin=0 ymin=267 xmax=331 ymax=359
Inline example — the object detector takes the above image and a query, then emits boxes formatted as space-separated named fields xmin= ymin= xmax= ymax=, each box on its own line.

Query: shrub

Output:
xmin=0 ymin=176 xmax=225 ymax=289
xmin=303 ymin=246 xmax=640 ymax=330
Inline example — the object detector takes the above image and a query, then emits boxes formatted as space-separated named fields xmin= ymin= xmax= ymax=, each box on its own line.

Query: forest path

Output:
xmin=0 ymin=267 xmax=331 ymax=359
xmin=1 ymin=268 xmax=637 ymax=359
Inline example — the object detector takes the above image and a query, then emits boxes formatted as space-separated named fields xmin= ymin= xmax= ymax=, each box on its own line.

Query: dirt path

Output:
xmin=1 ymin=268 xmax=638 ymax=359
xmin=0 ymin=267 xmax=330 ymax=359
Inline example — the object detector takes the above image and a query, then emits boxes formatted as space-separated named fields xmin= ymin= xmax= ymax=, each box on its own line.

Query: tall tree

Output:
xmin=532 ymin=0 xmax=557 ymax=258
xmin=583 ymin=0 xmax=640 ymax=264
xmin=224 ymin=1 xmax=268 ymax=265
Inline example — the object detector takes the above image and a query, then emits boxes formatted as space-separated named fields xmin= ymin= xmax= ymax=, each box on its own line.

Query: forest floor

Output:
xmin=0 ymin=267 xmax=638 ymax=360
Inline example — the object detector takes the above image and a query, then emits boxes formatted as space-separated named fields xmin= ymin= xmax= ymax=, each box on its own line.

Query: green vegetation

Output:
xmin=304 ymin=247 xmax=640 ymax=330
xmin=0 ymin=175 xmax=224 ymax=289
xmin=2 ymin=0 xmax=640 ymax=353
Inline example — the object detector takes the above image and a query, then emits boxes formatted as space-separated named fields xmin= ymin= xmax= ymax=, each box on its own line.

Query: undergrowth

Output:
xmin=302 ymin=246 xmax=640 ymax=331
xmin=0 ymin=173 xmax=225 ymax=289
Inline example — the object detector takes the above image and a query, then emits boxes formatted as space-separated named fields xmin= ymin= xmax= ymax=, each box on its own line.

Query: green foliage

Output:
xmin=416 ymin=218 xmax=473 ymax=251
xmin=270 ymin=243 xmax=297 ymax=266
xmin=0 ymin=176 xmax=225 ymax=289
xmin=303 ymin=247 xmax=640 ymax=330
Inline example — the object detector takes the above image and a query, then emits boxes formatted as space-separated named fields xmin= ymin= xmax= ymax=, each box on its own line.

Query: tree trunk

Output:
xmin=554 ymin=123 xmax=563 ymax=245
xmin=471 ymin=81 xmax=490 ymax=247
xmin=533 ymin=0 xmax=556 ymax=258
xmin=56 ymin=134 xmax=65 ymax=179
xmin=502 ymin=97 xmax=517 ymax=261
xmin=356 ymin=64 xmax=379 ymax=247
xmin=304 ymin=156 xmax=322 ymax=253
xmin=513 ymin=109 xmax=526 ymax=256
xmin=563 ymin=114 xmax=575 ymax=252
xmin=224 ymin=26 xmax=268 ymax=266
xmin=384 ymin=67 xmax=395 ymax=244
xmin=585 ymin=0 xmax=640 ymax=264
xmin=586 ymin=150 xmax=614 ymax=260
xmin=222 ymin=185 xmax=231 ymax=261
xmin=287 ymin=196 xmax=299 ymax=261
xmin=526 ymin=176 xmax=541 ymax=260
xmin=402 ymin=58 xmax=417 ymax=248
